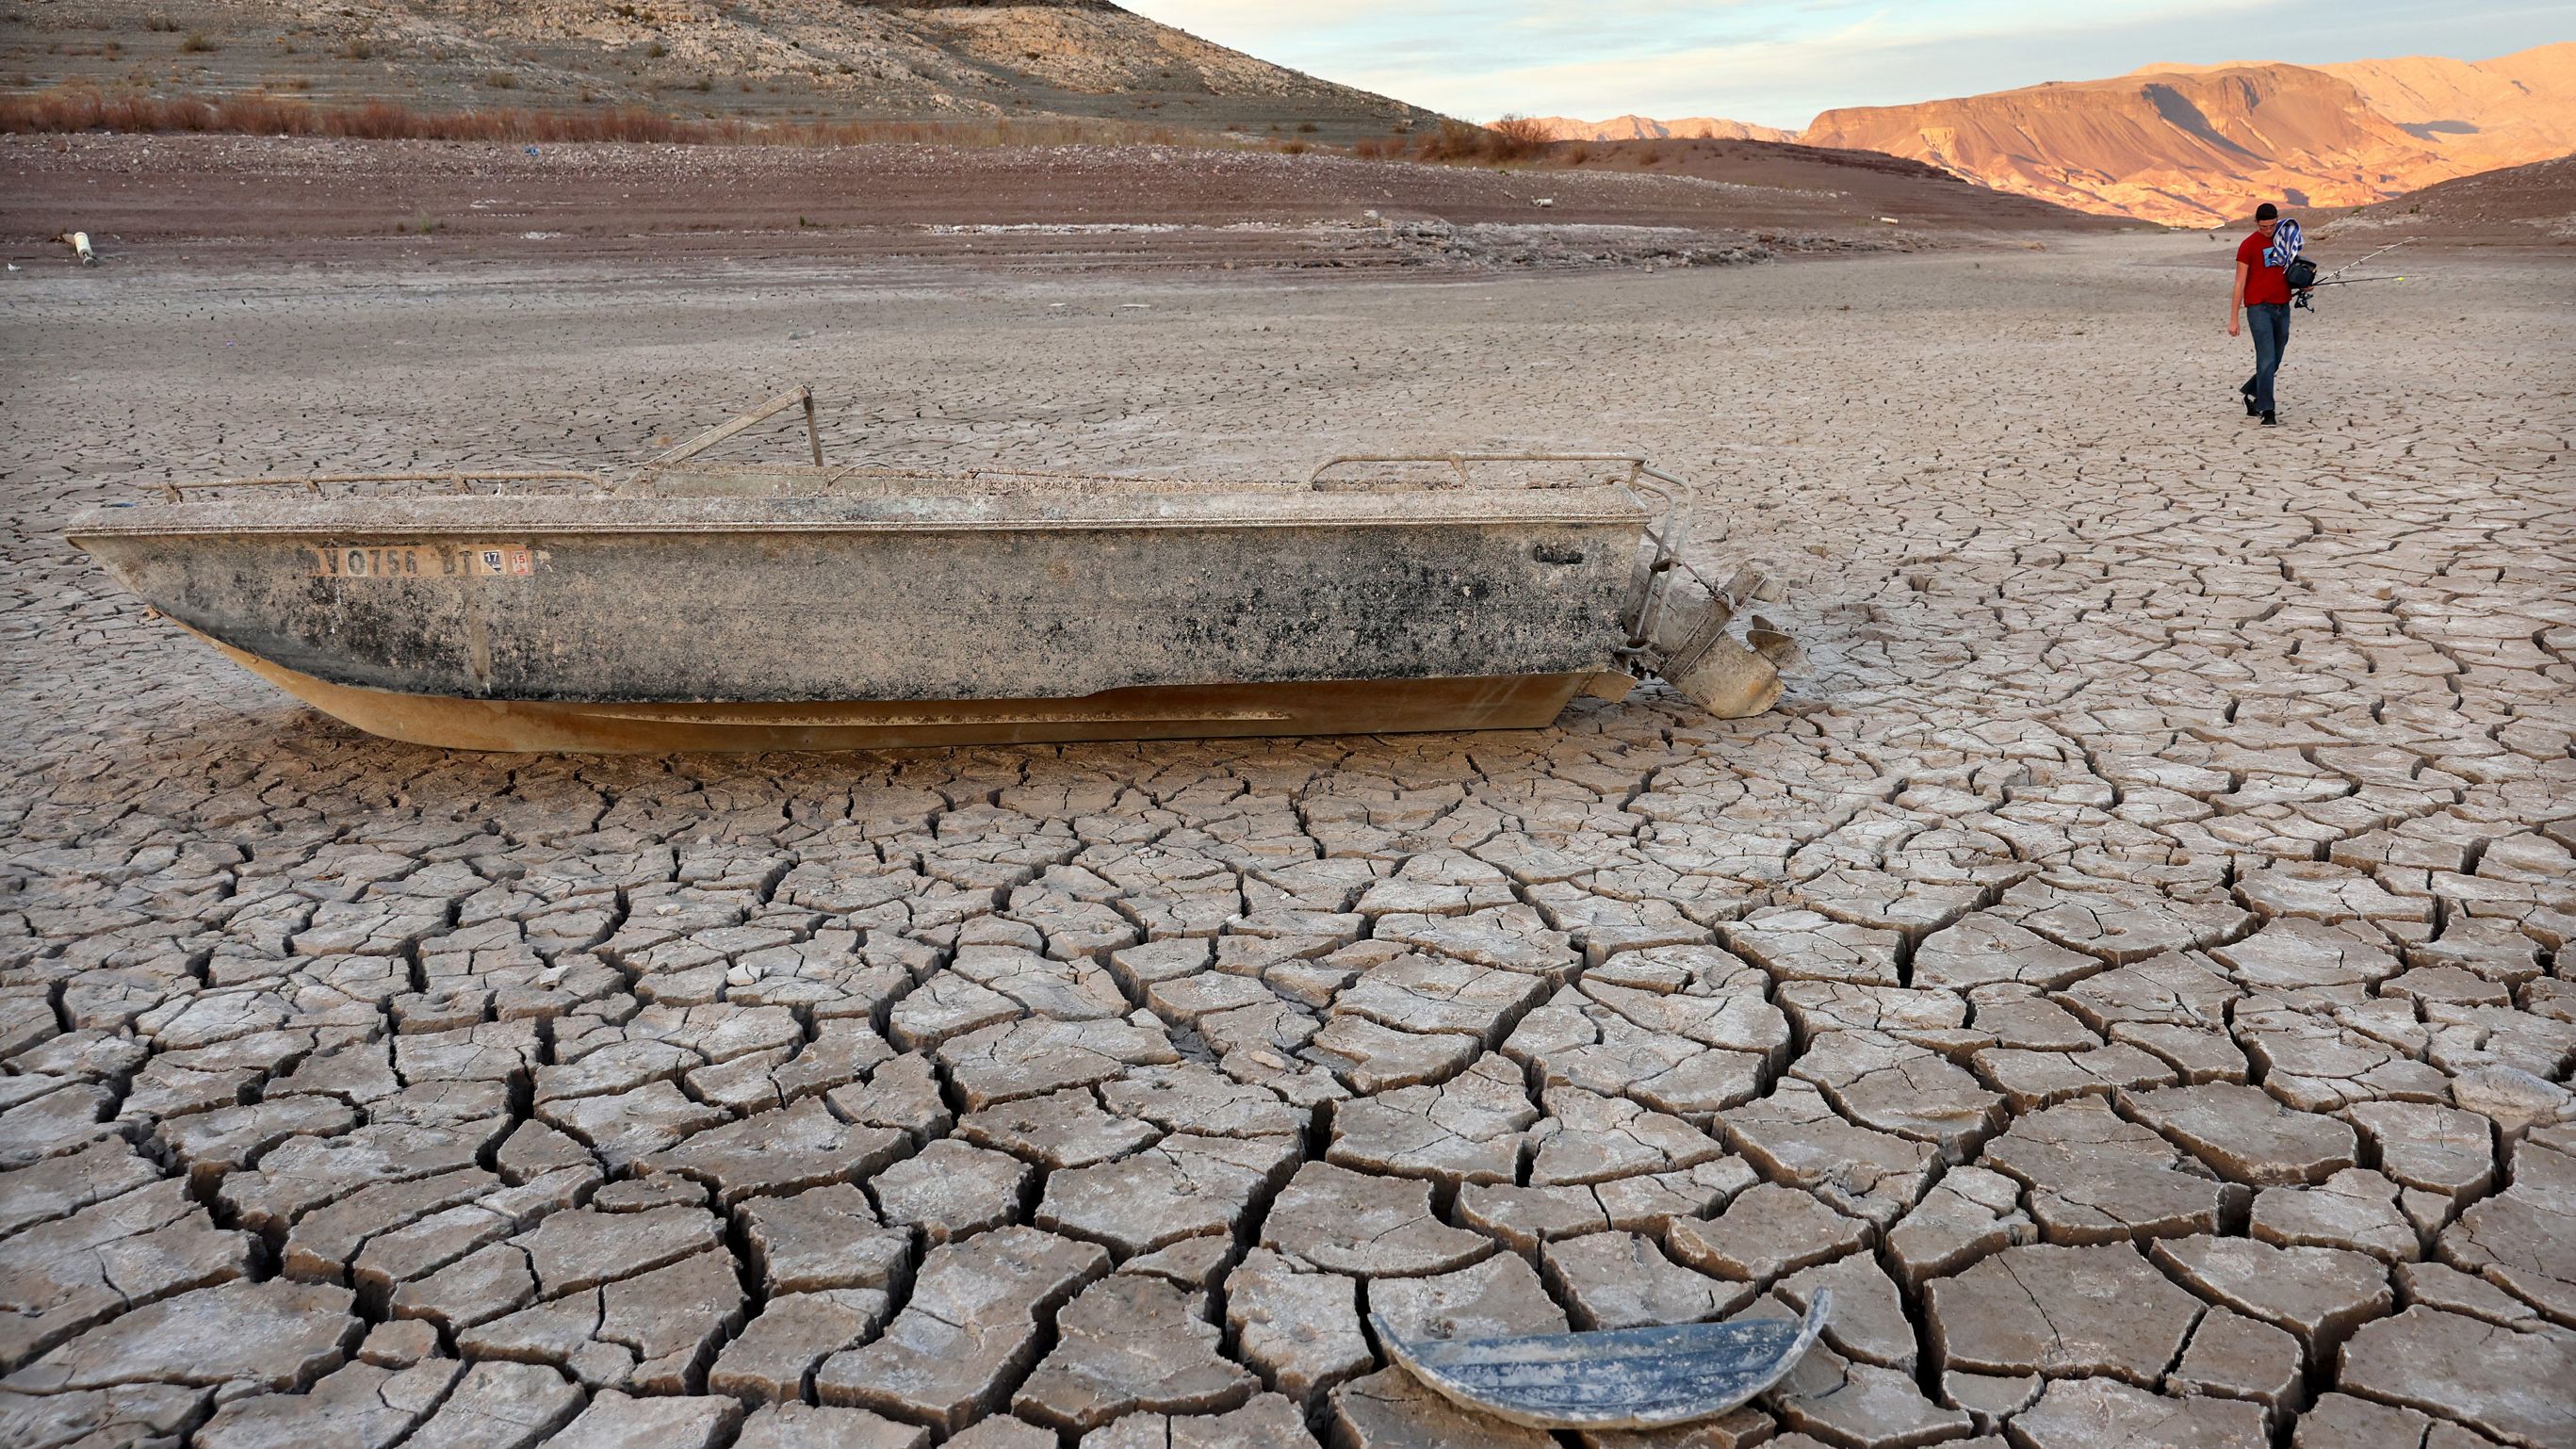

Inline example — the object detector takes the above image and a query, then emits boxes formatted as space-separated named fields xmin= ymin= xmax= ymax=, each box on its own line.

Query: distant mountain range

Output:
xmin=1537 ymin=44 xmax=2571 ymax=226
xmin=1529 ymin=115 xmax=1795 ymax=144
xmin=1804 ymin=43 xmax=2573 ymax=225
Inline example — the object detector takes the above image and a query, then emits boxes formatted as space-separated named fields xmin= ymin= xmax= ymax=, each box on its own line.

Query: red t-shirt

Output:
xmin=2237 ymin=231 xmax=2291 ymax=305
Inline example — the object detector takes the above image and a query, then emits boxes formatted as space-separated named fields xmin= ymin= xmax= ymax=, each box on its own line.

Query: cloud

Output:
xmin=1126 ymin=0 xmax=2573 ymax=131
xmin=1348 ymin=2 xmax=2243 ymax=122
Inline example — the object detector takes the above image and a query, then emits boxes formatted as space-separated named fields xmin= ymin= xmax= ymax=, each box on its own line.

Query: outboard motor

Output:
xmin=1632 ymin=568 xmax=1784 ymax=719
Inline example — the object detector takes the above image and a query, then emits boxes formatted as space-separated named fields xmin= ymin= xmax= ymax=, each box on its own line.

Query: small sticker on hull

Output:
xmin=312 ymin=545 xmax=535 ymax=578
xmin=463 ymin=545 xmax=538 ymax=578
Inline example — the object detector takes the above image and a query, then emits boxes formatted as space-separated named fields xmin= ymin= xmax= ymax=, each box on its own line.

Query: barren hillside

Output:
xmin=1802 ymin=43 xmax=2575 ymax=227
xmin=0 ymin=0 xmax=1443 ymax=141
xmin=2137 ymin=46 xmax=2576 ymax=170
xmin=2319 ymin=47 xmax=2576 ymax=171
xmin=2331 ymin=152 xmax=2576 ymax=246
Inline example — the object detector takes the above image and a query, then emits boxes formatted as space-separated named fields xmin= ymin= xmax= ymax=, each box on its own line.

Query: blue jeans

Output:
xmin=2242 ymin=303 xmax=2290 ymax=415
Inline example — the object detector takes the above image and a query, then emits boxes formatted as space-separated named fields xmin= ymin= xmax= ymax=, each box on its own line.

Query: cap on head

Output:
xmin=2255 ymin=203 xmax=2279 ymax=220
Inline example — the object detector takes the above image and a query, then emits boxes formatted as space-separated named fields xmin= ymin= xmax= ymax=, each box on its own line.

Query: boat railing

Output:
xmin=653 ymin=385 xmax=823 ymax=468
xmin=1306 ymin=452 xmax=1695 ymax=545
xmin=625 ymin=462 xmax=1261 ymax=497
xmin=151 ymin=471 xmax=612 ymax=502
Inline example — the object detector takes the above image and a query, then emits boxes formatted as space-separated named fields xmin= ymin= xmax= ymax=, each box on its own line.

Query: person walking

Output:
xmin=2228 ymin=203 xmax=2297 ymax=426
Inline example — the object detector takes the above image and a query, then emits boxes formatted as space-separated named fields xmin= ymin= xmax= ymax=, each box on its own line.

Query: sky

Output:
xmin=1123 ymin=1 xmax=2576 ymax=132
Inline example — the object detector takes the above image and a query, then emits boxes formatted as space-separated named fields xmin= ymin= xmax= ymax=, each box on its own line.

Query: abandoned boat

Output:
xmin=67 ymin=388 xmax=1789 ymax=753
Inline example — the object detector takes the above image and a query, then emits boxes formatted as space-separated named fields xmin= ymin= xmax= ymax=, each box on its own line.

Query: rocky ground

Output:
xmin=0 ymin=235 xmax=2570 ymax=1449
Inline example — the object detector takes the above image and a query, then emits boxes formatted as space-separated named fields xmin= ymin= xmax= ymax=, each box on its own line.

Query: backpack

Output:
xmin=2283 ymin=256 xmax=2319 ymax=290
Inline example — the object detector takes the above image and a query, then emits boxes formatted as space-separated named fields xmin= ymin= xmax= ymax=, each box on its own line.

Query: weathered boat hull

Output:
xmin=193 ymin=628 xmax=1624 ymax=752
xmin=72 ymin=485 xmax=1654 ymax=752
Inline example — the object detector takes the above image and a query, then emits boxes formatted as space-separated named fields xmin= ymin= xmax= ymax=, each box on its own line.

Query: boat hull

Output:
xmin=196 ymin=630 xmax=1625 ymax=752
xmin=72 ymin=485 xmax=1655 ymax=752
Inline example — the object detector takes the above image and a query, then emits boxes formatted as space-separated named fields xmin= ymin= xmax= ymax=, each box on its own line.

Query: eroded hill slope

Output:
xmin=1802 ymin=43 xmax=2574 ymax=226
xmin=0 ymin=0 xmax=1441 ymax=141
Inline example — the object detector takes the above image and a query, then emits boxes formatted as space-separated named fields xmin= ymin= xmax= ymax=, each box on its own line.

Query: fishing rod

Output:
xmin=2292 ymin=236 xmax=2410 ymax=311
xmin=2314 ymin=237 xmax=2412 ymax=285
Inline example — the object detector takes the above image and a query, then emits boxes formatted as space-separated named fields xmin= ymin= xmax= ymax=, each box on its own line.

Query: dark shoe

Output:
xmin=2260 ymin=411 xmax=2278 ymax=426
xmin=2245 ymin=397 xmax=2261 ymax=416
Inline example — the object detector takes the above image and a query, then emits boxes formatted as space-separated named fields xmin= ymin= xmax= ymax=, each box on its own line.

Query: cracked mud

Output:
xmin=0 ymin=236 xmax=2571 ymax=1449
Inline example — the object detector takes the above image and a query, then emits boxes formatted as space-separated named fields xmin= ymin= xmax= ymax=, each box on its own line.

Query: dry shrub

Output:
xmin=1411 ymin=117 xmax=1489 ymax=163
xmin=1399 ymin=114 xmax=1556 ymax=167
xmin=205 ymin=93 xmax=309 ymax=134
xmin=0 ymin=86 xmax=1205 ymax=150
xmin=1487 ymin=113 xmax=1549 ymax=161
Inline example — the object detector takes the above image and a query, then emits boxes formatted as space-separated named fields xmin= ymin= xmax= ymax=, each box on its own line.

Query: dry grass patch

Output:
xmin=0 ymin=88 xmax=1277 ymax=150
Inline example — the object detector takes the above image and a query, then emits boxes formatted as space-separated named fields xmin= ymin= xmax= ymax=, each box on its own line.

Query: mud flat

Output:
xmin=0 ymin=234 xmax=2570 ymax=1449
xmin=0 ymin=131 xmax=2118 ymax=273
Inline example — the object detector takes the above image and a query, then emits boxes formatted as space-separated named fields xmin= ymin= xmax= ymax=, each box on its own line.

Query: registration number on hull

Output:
xmin=311 ymin=545 xmax=535 ymax=578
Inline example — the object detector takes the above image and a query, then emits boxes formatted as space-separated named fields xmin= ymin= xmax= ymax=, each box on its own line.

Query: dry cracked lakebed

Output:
xmin=0 ymin=234 xmax=2569 ymax=1448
